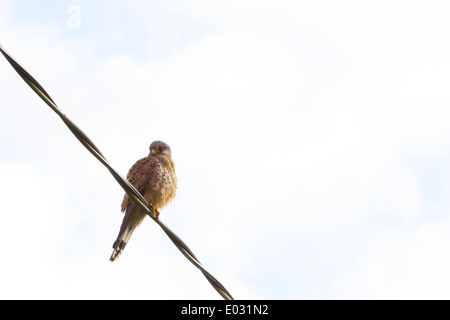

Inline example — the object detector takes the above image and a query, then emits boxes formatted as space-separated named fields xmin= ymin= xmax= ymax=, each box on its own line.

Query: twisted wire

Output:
xmin=0 ymin=44 xmax=233 ymax=300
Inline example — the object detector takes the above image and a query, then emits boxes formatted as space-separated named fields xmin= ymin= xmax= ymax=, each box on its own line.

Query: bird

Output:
xmin=110 ymin=140 xmax=177 ymax=262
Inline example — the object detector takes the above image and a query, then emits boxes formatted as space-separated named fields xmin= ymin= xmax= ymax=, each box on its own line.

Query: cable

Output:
xmin=0 ymin=44 xmax=234 ymax=300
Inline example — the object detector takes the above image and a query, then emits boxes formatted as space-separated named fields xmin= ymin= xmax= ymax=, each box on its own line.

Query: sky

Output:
xmin=1 ymin=0 xmax=450 ymax=300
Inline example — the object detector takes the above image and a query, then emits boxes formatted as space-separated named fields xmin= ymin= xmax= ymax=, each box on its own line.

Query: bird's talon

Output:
xmin=150 ymin=203 xmax=160 ymax=219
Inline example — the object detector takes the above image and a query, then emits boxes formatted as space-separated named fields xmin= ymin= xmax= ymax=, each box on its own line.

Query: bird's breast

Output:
xmin=144 ymin=157 xmax=177 ymax=209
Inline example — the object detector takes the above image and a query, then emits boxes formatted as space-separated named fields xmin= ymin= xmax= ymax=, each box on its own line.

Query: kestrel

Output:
xmin=110 ymin=140 xmax=177 ymax=262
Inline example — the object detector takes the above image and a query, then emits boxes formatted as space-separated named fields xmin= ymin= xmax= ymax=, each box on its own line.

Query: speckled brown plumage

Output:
xmin=110 ymin=141 xmax=177 ymax=261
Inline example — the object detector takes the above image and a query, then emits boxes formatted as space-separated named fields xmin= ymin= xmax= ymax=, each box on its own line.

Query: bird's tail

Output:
xmin=110 ymin=202 xmax=139 ymax=262
xmin=110 ymin=226 xmax=134 ymax=262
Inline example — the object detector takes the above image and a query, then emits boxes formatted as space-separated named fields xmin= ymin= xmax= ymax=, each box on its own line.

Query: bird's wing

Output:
xmin=120 ymin=156 xmax=163 ymax=211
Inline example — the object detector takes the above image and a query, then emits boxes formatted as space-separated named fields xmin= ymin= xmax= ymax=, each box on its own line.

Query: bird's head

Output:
xmin=149 ymin=140 xmax=172 ymax=156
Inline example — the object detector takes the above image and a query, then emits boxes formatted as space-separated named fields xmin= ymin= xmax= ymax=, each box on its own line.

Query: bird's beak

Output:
xmin=150 ymin=148 xmax=157 ymax=155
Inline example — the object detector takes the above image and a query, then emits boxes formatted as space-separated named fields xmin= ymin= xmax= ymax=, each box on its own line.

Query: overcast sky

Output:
xmin=1 ymin=0 xmax=450 ymax=299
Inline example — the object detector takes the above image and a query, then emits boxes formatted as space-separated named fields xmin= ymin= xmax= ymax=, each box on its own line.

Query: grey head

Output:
xmin=149 ymin=140 xmax=172 ymax=156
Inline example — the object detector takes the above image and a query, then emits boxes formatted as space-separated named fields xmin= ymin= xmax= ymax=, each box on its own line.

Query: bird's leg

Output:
xmin=149 ymin=203 xmax=160 ymax=220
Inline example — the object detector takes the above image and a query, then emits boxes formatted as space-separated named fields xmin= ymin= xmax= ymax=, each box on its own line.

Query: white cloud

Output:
xmin=2 ymin=0 xmax=450 ymax=299
xmin=338 ymin=219 xmax=450 ymax=299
